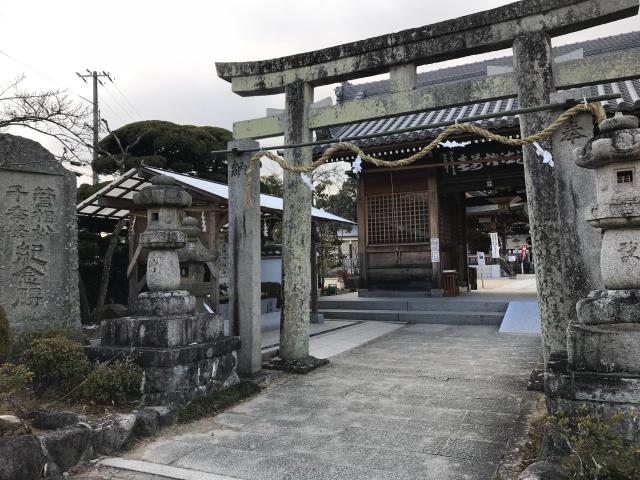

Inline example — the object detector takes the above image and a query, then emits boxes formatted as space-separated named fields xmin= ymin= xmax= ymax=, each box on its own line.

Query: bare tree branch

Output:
xmin=0 ymin=75 xmax=92 ymax=164
xmin=97 ymin=118 xmax=151 ymax=175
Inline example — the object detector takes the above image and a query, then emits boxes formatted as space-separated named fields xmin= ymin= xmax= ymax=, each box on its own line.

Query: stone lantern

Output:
xmin=177 ymin=216 xmax=215 ymax=311
xmin=546 ymin=113 xmax=640 ymax=419
xmin=88 ymin=175 xmax=239 ymax=405
xmin=131 ymin=175 xmax=194 ymax=316
xmin=577 ymin=113 xmax=640 ymax=287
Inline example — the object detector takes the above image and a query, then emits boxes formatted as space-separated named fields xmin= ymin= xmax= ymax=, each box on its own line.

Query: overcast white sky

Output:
xmin=1 ymin=0 xmax=638 ymax=180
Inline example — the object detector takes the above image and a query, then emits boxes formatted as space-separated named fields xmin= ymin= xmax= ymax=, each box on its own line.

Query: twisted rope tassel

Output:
xmin=244 ymin=102 xmax=606 ymax=203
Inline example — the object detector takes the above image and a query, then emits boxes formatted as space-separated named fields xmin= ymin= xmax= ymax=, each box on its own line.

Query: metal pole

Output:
xmin=211 ymin=93 xmax=621 ymax=155
xmin=92 ymin=71 xmax=99 ymax=185
xmin=77 ymin=69 xmax=112 ymax=184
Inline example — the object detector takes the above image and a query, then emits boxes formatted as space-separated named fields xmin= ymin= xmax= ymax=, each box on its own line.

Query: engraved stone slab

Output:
xmin=0 ymin=134 xmax=81 ymax=339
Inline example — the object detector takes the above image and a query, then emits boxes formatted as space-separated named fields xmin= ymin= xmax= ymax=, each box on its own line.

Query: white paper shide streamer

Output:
xmin=532 ymin=141 xmax=554 ymax=167
xmin=352 ymin=155 xmax=363 ymax=175
xmin=440 ymin=140 xmax=471 ymax=148
xmin=300 ymin=173 xmax=315 ymax=191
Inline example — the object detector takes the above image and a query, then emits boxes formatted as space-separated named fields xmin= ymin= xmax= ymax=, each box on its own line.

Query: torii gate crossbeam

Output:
xmin=217 ymin=0 xmax=639 ymax=374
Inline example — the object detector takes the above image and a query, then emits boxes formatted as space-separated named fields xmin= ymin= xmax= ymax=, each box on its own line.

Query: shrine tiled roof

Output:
xmin=324 ymin=31 xmax=640 ymax=151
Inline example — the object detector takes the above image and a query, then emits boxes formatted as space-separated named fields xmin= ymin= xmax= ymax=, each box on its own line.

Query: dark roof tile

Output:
xmin=323 ymin=31 xmax=640 ymax=153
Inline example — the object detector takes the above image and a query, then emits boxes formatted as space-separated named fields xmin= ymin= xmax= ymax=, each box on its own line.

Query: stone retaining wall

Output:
xmin=0 ymin=406 xmax=179 ymax=480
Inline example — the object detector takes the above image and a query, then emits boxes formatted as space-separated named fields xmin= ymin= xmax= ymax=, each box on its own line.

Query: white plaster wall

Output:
xmin=261 ymin=257 xmax=282 ymax=283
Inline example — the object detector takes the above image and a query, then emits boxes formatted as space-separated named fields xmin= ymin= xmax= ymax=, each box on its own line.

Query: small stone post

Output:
xmin=227 ymin=139 xmax=262 ymax=375
xmin=280 ymin=80 xmax=314 ymax=361
xmin=513 ymin=32 xmax=565 ymax=365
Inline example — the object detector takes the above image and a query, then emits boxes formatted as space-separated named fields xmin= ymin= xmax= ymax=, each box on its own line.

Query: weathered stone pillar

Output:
xmin=550 ymin=90 xmax=603 ymax=339
xmin=228 ymin=139 xmax=262 ymax=374
xmin=280 ymin=80 xmax=314 ymax=361
xmin=513 ymin=32 xmax=564 ymax=364
xmin=546 ymin=114 xmax=640 ymax=425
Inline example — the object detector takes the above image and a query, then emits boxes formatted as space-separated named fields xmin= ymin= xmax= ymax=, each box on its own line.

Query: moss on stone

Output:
xmin=0 ymin=305 xmax=13 ymax=362
xmin=177 ymin=382 xmax=260 ymax=424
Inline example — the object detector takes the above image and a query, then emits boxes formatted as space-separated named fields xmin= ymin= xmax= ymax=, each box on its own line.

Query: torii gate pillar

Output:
xmin=513 ymin=31 xmax=566 ymax=365
xmin=280 ymin=80 xmax=314 ymax=362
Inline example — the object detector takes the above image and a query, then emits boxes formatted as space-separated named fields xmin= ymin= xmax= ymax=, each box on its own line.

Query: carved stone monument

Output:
xmin=88 ymin=175 xmax=239 ymax=404
xmin=546 ymin=113 xmax=640 ymax=426
xmin=0 ymin=134 xmax=81 ymax=342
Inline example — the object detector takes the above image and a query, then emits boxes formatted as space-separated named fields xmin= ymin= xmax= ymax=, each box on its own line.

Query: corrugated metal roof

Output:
xmin=326 ymin=31 xmax=640 ymax=151
xmin=77 ymin=166 xmax=354 ymax=224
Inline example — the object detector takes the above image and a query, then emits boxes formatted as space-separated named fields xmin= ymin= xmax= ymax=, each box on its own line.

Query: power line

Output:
xmin=0 ymin=49 xmax=94 ymax=109
xmin=93 ymin=96 xmax=125 ymax=124
xmin=110 ymin=81 xmax=144 ymax=120
xmin=101 ymin=82 xmax=137 ymax=123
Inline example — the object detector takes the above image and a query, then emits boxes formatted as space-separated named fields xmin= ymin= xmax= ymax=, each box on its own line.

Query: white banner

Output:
xmin=430 ymin=237 xmax=440 ymax=263
xmin=489 ymin=232 xmax=500 ymax=258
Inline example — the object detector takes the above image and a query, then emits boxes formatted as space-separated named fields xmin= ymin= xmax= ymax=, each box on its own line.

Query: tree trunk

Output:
xmin=95 ymin=219 xmax=125 ymax=322
xmin=78 ymin=274 xmax=91 ymax=324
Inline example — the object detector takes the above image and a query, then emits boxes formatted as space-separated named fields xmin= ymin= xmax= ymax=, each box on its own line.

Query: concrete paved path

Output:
xmin=87 ymin=325 xmax=540 ymax=480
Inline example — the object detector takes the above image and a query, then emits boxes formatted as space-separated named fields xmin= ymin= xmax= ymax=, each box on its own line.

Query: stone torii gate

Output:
xmin=216 ymin=0 xmax=640 ymax=375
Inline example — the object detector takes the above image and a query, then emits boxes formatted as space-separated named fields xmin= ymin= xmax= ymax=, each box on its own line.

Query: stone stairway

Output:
xmin=318 ymin=297 xmax=509 ymax=325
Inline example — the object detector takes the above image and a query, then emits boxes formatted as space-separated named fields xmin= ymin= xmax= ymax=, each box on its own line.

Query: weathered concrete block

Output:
xmin=145 ymin=250 xmax=181 ymax=290
xmin=88 ymin=336 xmax=240 ymax=367
xmin=133 ymin=176 xmax=192 ymax=208
xmin=40 ymin=425 xmax=92 ymax=471
xmin=576 ymin=289 xmax=640 ymax=325
xmin=132 ymin=408 xmax=160 ymax=437
xmin=91 ymin=413 xmax=136 ymax=454
xmin=568 ymin=322 xmax=640 ymax=374
xmin=0 ymin=415 xmax=25 ymax=436
xmin=32 ymin=411 xmax=83 ymax=431
xmin=145 ymin=406 xmax=178 ymax=428
xmin=138 ymin=230 xmax=186 ymax=249
xmin=131 ymin=290 xmax=196 ymax=316
xmin=100 ymin=313 xmax=223 ymax=348
xmin=0 ymin=434 xmax=44 ymax=480
xmin=600 ymin=229 xmax=640 ymax=289
xmin=88 ymin=338 xmax=239 ymax=404
xmin=518 ymin=461 xmax=566 ymax=480
xmin=143 ymin=352 xmax=236 ymax=393
xmin=0 ymin=134 xmax=81 ymax=342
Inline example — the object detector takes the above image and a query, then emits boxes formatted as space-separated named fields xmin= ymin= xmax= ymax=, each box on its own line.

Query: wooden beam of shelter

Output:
xmin=216 ymin=0 xmax=638 ymax=96
xmin=232 ymin=48 xmax=640 ymax=140
xmin=97 ymin=197 xmax=137 ymax=210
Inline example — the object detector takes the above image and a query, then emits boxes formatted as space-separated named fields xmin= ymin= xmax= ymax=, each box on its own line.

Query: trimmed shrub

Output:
xmin=548 ymin=408 xmax=640 ymax=479
xmin=11 ymin=325 xmax=67 ymax=360
xmin=0 ymin=363 xmax=33 ymax=404
xmin=261 ymin=282 xmax=282 ymax=307
xmin=0 ymin=305 xmax=12 ymax=362
xmin=82 ymin=359 xmax=143 ymax=406
xmin=22 ymin=336 xmax=91 ymax=395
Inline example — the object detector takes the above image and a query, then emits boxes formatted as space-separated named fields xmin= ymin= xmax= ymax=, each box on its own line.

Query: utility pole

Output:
xmin=76 ymin=69 xmax=112 ymax=184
